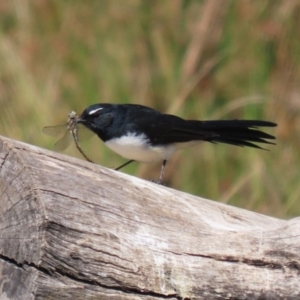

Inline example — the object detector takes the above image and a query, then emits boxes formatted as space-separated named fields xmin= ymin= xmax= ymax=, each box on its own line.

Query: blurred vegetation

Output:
xmin=1 ymin=0 xmax=300 ymax=218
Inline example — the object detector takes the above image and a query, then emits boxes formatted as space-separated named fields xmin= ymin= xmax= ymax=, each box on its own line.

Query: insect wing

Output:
xmin=42 ymin=124 xmax=68 ymax=137
xmin=77 ymin=124 xmax=95 ymax=141
xmin=53 ymin=130 xmax=73 ymax=151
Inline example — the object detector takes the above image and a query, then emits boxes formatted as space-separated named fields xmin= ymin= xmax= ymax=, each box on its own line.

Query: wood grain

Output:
xmin=0 ymin=135 xmax=299 ymax=300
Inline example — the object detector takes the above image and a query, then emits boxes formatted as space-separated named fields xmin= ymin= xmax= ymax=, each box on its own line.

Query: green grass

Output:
xmin=1 ymin=0 xmax=300 ymax=218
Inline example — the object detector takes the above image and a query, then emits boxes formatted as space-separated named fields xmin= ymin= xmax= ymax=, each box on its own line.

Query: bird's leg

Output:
xmin=115 ymin=160 xmax=135 ymax=171
xmin=150 ymin=160 xmax=167 ymax=184
xmin=148 ymin=160 xmax=167 ymax=185
xmin=158 ymin=159 xmax=167 ymax=184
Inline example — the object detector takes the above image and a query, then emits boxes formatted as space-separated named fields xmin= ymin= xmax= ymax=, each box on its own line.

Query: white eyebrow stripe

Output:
xmin=88 ymin=108 xmax=103 ymax=115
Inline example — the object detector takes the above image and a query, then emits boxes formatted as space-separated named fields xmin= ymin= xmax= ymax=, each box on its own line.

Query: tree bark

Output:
xmin=0 ymin=135 xmax=299 ymax=300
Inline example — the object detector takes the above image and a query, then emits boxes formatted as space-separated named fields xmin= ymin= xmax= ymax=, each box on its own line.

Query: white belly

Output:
xmin=105 ymin=133 xmax=176 ymax=163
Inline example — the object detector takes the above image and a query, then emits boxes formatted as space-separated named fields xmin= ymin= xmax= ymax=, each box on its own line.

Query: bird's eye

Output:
xmin=88 ymin=107 xmax=103 ymax=117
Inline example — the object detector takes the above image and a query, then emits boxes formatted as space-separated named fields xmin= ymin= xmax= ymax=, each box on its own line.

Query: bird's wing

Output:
xmin=132 ymin=113 xmax=276 ymax=149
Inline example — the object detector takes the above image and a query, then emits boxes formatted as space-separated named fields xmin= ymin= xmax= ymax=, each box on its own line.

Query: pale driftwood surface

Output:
xmin=0 ymin=135 xmax=299 ymax=300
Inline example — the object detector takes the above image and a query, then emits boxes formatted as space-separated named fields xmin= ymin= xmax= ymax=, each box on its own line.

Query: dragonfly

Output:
xmin=43 ymin=111 xmax=94 ymax=163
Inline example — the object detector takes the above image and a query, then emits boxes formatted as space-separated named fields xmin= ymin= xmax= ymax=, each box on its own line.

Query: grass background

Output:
xmin=1 ymin=0 xmax=299 ymax=218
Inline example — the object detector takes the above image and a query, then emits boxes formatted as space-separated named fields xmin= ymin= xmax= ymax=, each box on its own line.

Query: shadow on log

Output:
xmin=0 ymin=135 xmax=299 ymax=300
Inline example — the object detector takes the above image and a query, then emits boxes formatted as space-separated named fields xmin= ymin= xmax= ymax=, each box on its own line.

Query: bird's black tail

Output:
xmin=191 ymin=120 xmax=277 ymax=149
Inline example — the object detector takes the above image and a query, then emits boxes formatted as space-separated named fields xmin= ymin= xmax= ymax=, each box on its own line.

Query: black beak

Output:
xmin=76 ymin=117 xmax=84 ymax=124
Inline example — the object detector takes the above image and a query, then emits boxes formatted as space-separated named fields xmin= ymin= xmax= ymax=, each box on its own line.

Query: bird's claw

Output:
xmin=149 ymin=179 xmax=165 ymax=186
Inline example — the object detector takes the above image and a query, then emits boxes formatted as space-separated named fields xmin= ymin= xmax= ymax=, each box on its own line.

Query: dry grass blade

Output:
xmin=168 ymin=56 xmax=220 ymax=115
xmin=181 ymin=0 xmax=230 ymax=81
xmin=210 ymin=96 xmax=268 ymax=119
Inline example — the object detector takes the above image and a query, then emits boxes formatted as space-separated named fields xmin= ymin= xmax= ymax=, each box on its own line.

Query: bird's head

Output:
xmin=77 ymin=104 xmax=114 ymax=135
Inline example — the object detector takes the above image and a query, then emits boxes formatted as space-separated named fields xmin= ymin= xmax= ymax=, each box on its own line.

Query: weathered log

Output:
xmin=0 ymin=135 xmax=299 ymax=300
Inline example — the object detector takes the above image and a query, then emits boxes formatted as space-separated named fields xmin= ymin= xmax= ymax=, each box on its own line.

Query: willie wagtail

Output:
xmin=75 ymin=103 xmax=277 ymax=183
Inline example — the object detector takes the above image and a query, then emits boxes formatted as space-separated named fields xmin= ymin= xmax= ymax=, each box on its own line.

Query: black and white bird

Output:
xmin=76 ymin=103 xmax=277 ymax=183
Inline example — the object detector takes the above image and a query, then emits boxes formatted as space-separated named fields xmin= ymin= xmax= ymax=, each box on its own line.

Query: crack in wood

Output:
xmin=0 ymin=254 xmax=26 ymax=271
xmin=0 ymin=149 xmax=10 ymax=172
xmin=175 ymin=251 xmax=289 ymax=270
xmin=0 ymin=254 xmax=181 ymax=299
